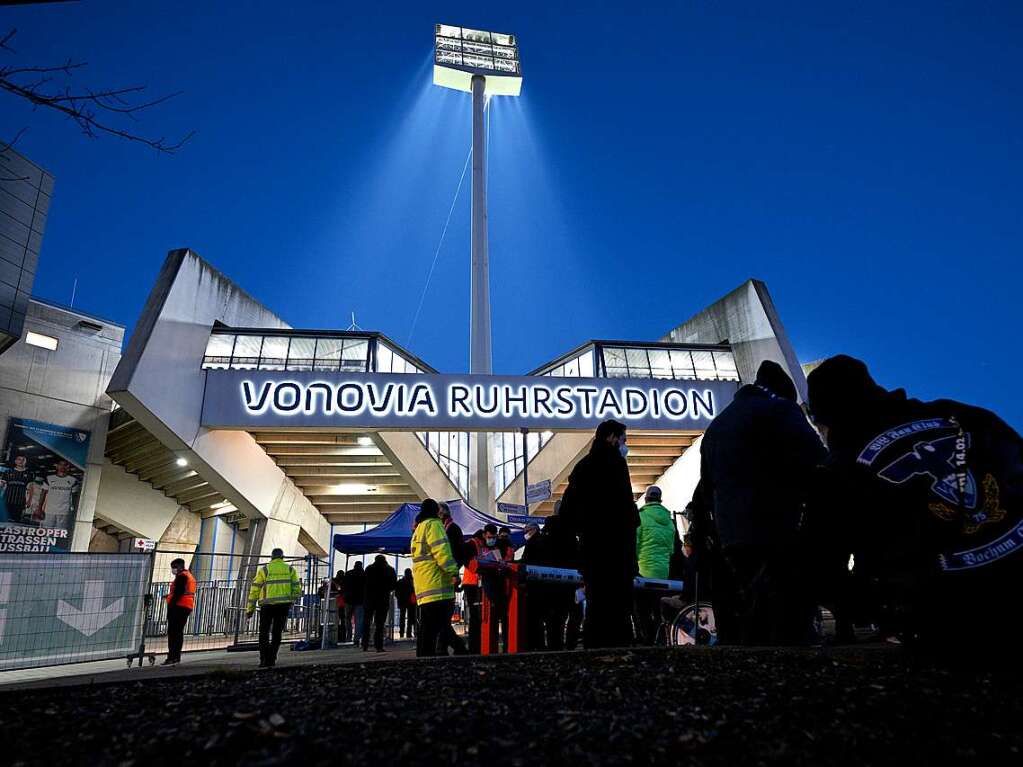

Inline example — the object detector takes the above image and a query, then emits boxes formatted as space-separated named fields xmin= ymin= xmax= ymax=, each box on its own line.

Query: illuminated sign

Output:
xmin=201 ymin=371 xmax=738 ymax=432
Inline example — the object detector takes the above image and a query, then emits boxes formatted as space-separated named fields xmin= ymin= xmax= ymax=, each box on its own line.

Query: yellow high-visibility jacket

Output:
xmin=247 ymin=558 xmax=302 ymax=610
xmin=411 ymin=517 xmax=458 ymax=606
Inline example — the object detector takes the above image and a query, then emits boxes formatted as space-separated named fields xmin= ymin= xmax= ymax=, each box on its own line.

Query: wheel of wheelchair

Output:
xmin=669 ymin=602 xmax=717 ymax=647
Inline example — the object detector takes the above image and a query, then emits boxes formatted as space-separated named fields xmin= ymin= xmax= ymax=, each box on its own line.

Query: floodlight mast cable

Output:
xmin=434 ymin=24 xmax=522 ymax=511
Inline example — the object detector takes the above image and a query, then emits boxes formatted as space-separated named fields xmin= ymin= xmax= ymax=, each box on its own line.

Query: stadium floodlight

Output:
xmin=433 ymin=24 xmax=522 ymax=96
xmin=433 ymin=24 xmax=523 ymax=512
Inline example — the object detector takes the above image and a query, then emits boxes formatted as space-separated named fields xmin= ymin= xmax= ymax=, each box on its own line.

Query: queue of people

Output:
xmin=688 ymin=355 xmax=1022 ymax=650
xmin=228 ymin=350 xmax=1021 ymax=666
xmin=508 ymin=353 xmax=1021 ymax=652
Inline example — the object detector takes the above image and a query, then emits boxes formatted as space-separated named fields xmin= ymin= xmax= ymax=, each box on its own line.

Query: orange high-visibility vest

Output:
xmin=167 ymin=569 xmax=196 ymax=610
xmin=462 ymin=539 xmax=481 ymax=586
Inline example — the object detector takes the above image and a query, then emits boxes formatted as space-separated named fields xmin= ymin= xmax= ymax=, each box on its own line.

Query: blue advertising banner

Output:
xmin=0 ymin=418 xmax=92 ymax=553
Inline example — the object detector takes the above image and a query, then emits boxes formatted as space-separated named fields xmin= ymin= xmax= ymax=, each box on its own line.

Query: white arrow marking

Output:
xmin=56 ymin=580 xmax=124 ymax=637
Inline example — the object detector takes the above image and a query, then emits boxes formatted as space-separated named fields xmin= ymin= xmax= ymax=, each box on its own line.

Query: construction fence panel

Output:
xmin=0 ymin=552 xmax=152 ymax=672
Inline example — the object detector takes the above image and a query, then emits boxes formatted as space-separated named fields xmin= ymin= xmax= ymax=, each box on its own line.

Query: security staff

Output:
xmin=163 ymin=558 xmax=195 ymax=666
xmin=411 ymin=499 xmax=464 ymax=656
xmin=246 ymin=548 xmax=303 ymax=668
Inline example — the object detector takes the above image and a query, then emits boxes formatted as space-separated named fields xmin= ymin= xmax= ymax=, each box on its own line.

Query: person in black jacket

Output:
xmin=520 ymin=522 xmax=543 ymax=561
xmin=531 ymin=515 xmax=581 ymax=650
xmin=437 ymin=502 xmax=469 ymax=654
xmin=343 ymin=561 xmax=366 ymax=646
xmin=362 ymin=555 xmax=397 ymax=652
xmin=807 ymin=354 xmax=1023 ymax=652
xmin=438 ymin=502 xmax=469 ymax=566
xmin=394 ymin=569 xmax=416 ymax=639
xmin=560 ymin=419 xmax=640 ymax=648
xmin=697 ymin=360 xmax=826 ymax=645
xmin=519 ymin=522 xmax=547 ymax=650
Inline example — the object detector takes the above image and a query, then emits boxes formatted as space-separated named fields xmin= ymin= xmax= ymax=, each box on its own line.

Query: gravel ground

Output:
xmin=2 ymin=645 xmax=1020 ymax=766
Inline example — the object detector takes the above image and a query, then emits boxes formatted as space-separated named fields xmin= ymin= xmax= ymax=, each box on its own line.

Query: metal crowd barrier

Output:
xmin=475 ymin=561 xmax=684 ymax=655
xmin=0 ymin=550 xmax=329 ymax=672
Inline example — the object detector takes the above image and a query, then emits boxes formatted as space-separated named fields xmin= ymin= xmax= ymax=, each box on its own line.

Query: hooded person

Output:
xmin=637 ymin=486 xmax=676 ymax=579
xmin=633 ymin=485 xmax=678 ymax=644
xmin=806 ymin=355 xmax=1023 ymax=652
xmin=696 ymin=360 xmax=826 ymax=645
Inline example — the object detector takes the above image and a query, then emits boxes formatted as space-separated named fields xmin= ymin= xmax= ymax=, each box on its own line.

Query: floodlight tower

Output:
xmin=433 ymin=24 xmax=522 ymax=511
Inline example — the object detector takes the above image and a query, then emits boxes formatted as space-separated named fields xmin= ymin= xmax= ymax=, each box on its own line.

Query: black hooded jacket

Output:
xmin=698 ymin=384 xmax=826 ymax=549
xmin=813 ymin=388 xmax=1023 ymax=583
xmin=559 ymin=440 xmax=639 ymax=581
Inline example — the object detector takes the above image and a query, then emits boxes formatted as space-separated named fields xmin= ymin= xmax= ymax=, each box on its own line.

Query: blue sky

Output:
xmin=3 ymin=2 xmax=1022 ymax=429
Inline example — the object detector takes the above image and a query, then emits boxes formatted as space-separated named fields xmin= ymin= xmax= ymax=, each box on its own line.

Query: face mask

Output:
xmin=619 ymin=442 xmax=629 ymax=459
xmin=485 ymin=537 xmax=497 ymax=547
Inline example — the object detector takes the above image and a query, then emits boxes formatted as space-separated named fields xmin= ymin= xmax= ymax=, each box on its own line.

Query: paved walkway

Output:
xmin=4 ymin=644 xmax=1019 ymax=766
xmin=0 ymin=638 xmax=419 ymax=691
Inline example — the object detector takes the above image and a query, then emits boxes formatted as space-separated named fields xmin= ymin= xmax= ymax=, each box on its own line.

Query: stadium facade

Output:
xmin=0 ymin=246 xmax=807 ymax=565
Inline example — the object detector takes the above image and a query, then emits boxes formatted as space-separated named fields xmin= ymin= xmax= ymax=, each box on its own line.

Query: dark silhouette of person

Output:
xmin=696 ymin=360 xmax=825 ymax=645
xmin=362 ymin=554 xmax=397 ymax=652
xmin=807 ymin=354 xmax=1023 ymax=652
xmin=559 ymin=419 xmax=640 ymax=649
xmin=343 ymin=561 xmax=366 ymax=646
xmin=394 ymin=568 xmax=416 ymax=638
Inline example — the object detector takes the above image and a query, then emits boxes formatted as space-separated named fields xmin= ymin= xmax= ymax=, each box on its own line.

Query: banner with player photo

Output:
xmin=0 ymin=418 xmax=91 ymax=553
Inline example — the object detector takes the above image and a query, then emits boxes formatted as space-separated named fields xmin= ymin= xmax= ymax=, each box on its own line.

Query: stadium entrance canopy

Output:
xmin=333 ymin=499 xmax=524 ymax=554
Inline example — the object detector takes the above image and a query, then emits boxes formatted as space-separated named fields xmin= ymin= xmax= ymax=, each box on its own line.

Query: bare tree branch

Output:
xmin=0 ymin=127 xmax=31 ymax=182
xmin=0 ymin=60 xmax=86 ymax=77
xmin=0 ymin=28 xmax=193 ymax=154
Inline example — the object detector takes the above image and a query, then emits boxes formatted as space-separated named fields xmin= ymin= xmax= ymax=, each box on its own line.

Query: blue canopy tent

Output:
xmin=333 ymin=499 xmax=529 ymax=555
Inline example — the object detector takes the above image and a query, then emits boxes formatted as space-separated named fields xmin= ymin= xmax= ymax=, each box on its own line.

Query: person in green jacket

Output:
xmin=246 ymin=548 xmax=303 ymax=668
xmin=635 ymin=486 xmax=678 ymax=644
